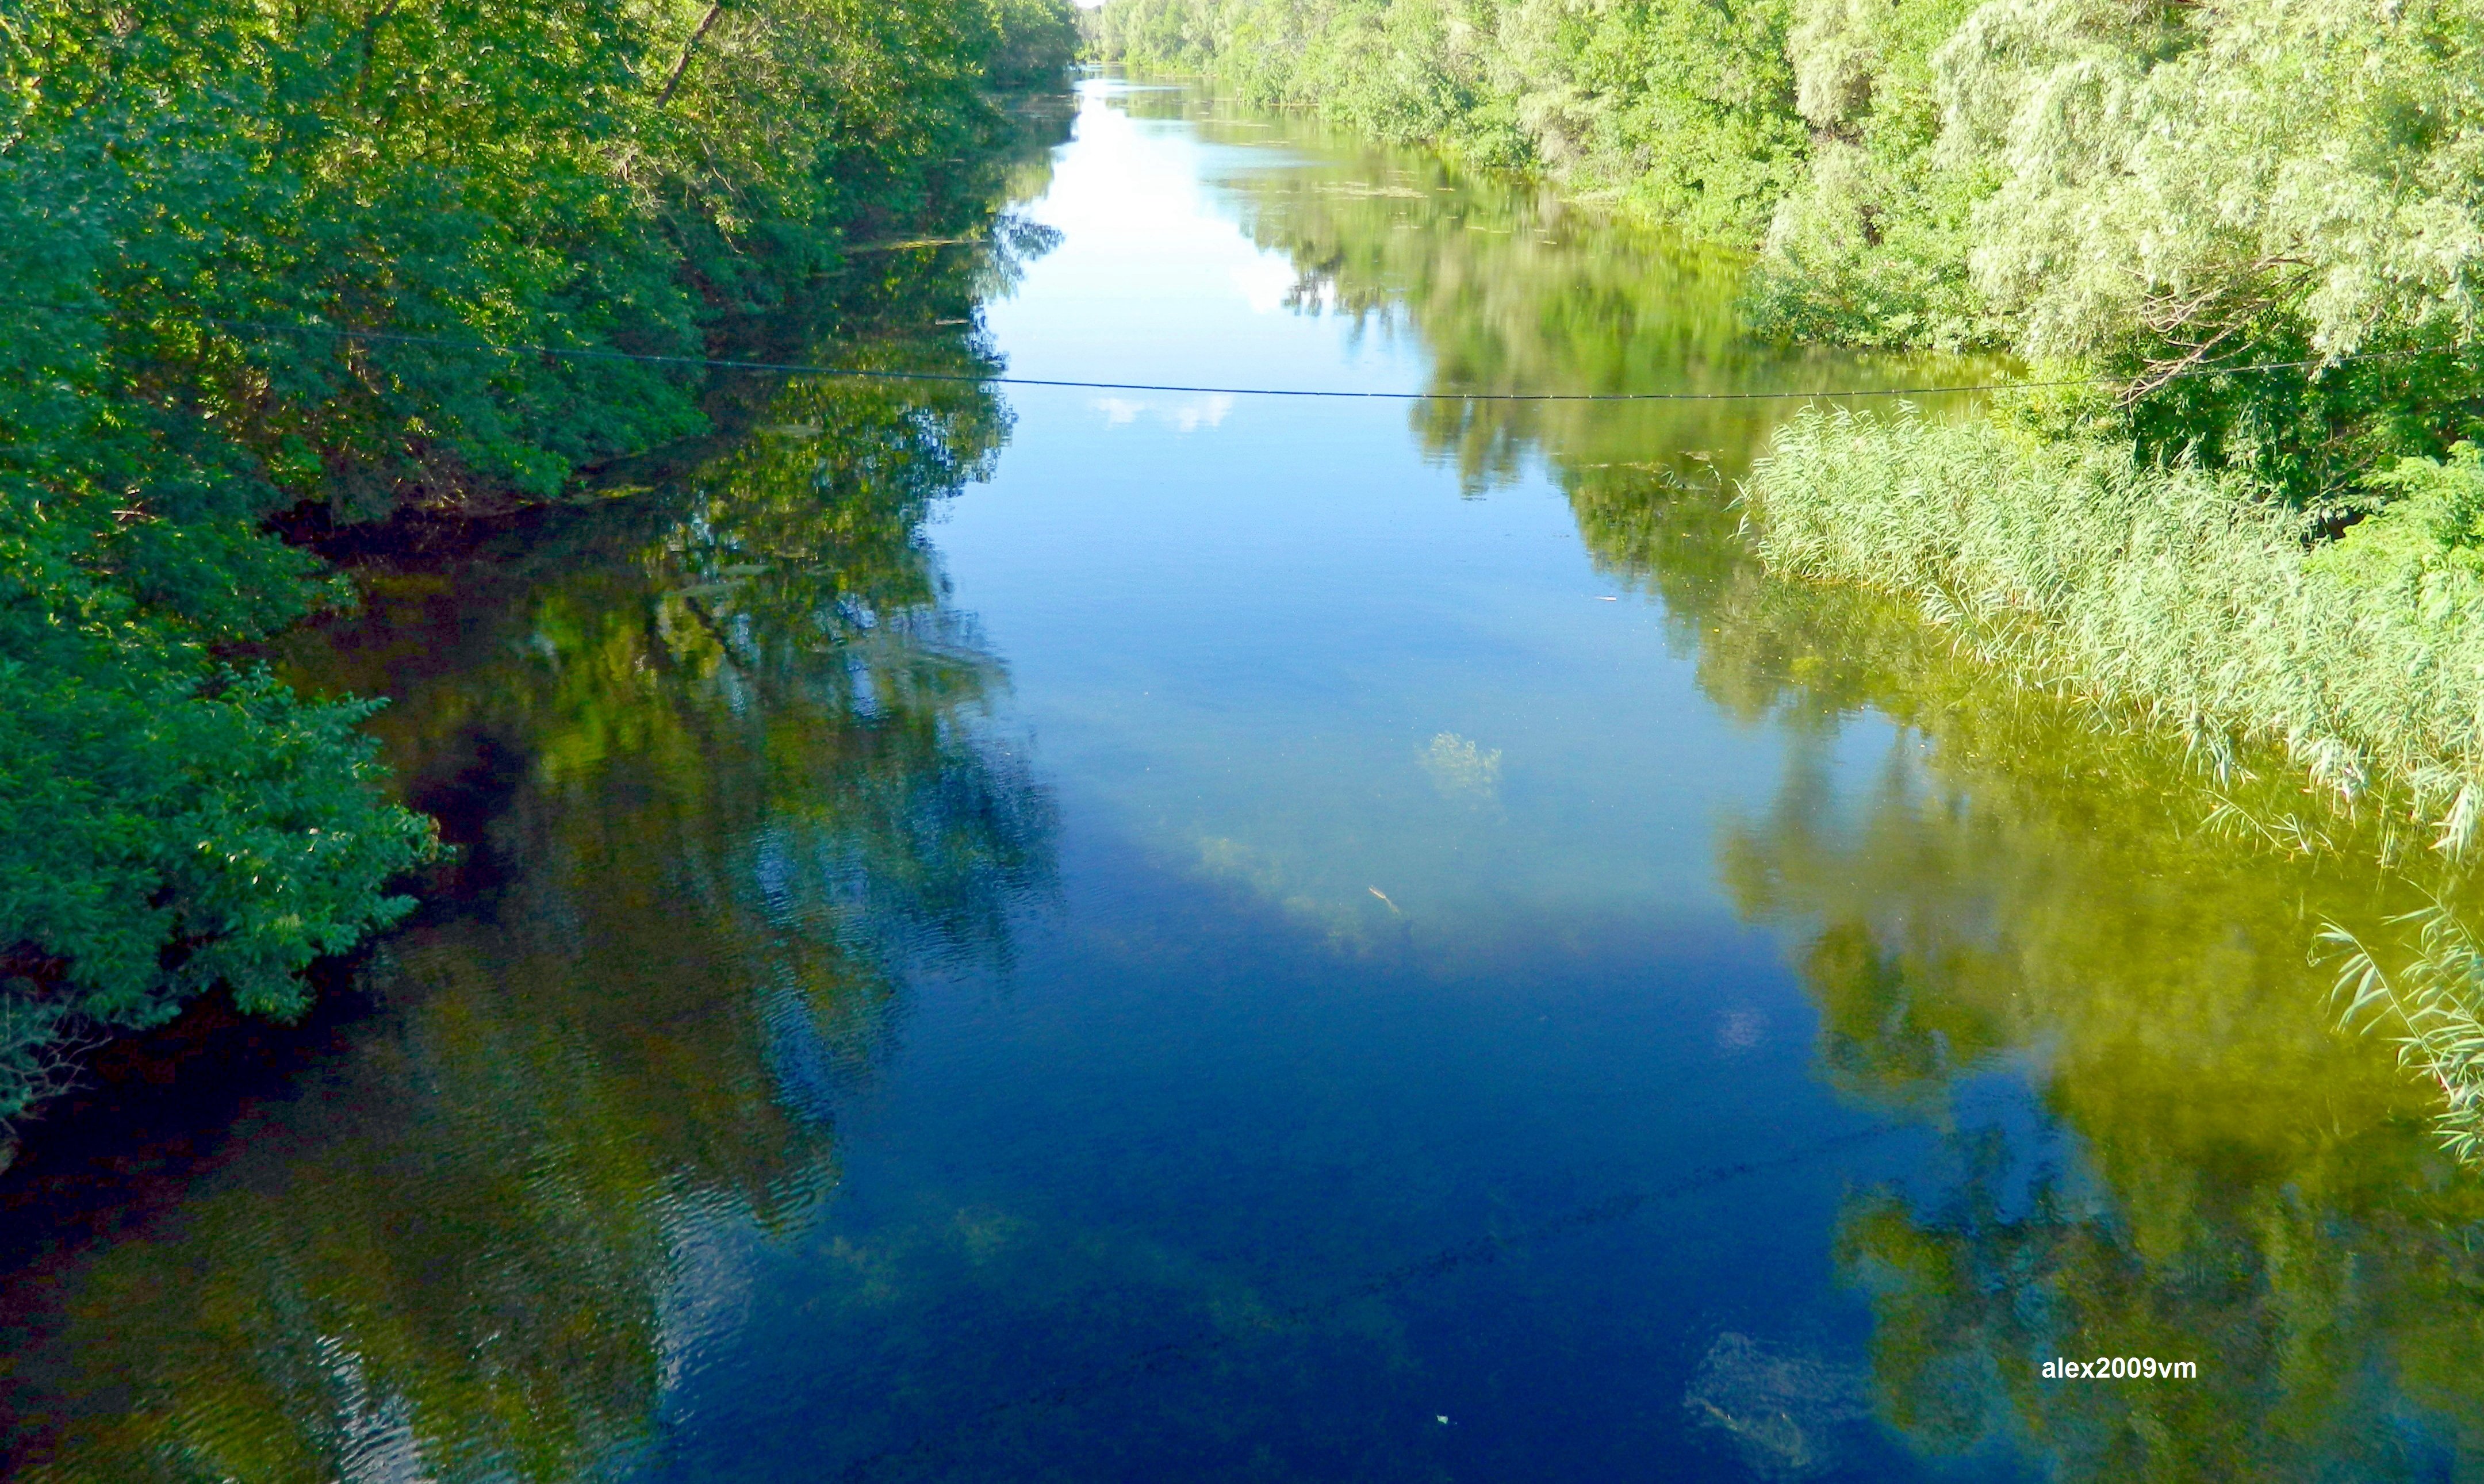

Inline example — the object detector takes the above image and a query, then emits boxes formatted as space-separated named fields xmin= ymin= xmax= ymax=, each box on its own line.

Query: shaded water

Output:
xmin=5 ymin=78 xmax=2484 ymax=1482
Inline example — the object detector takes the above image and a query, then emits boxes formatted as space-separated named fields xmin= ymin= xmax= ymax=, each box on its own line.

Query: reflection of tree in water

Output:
xmin=1676 ymin=529 xmax=2484 ymax=1476
xmin=3 ymin=346 xmax=1054 ymax=1480
xmin=1179 ymin=144 xmax=2484 ymax=1458
xmin=1186 ymin=106 xmax=1985 ymax=493
xmin=1205 ymin=105 xmax=2484 ymax=1463
xmin=1182 ymin=110 xmax=2484 ymax=1466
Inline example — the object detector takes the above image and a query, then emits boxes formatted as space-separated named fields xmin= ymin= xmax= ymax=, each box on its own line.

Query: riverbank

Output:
xmin=1751 ymin=411 xmax=2484 ymax=858
xmin=12 ymin=78 xmax=2484 ymax=1479
xmin=1192 ymin=109 xmax=2484 ymax=1164
xmin=1090 ymin=0 xmax=2484 ymax=856
xmin=0 ymin=0 xmax=1075 ymax=1126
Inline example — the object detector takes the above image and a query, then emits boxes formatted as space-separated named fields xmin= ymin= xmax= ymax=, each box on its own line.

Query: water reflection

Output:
xmin=1180 ymin=93 xmax=2484 ymax=1477
xmin=1699 ymin=587 xmax=2484 ymax=1477
xmin=8 ymin=78 xmax=2484 ymax=1484
xmin=1125 ymin=88 xmax=1989 ymax=495
xmin=0 ymin=350 xmax=1053 ymax=1478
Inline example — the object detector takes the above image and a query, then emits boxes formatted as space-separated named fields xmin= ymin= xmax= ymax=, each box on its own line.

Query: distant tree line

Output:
xmin=1093 ymin=0 xmax=2484 ymax=506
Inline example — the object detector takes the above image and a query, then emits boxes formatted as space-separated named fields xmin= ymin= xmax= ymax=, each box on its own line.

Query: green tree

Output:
xmin=1095 ymin=0 xmax=1808 ymax=240
xmin=0 ymin=0 xmax=1075 ymax=1123
xmin=6 ymin=325 xmax=1056 ymax=1481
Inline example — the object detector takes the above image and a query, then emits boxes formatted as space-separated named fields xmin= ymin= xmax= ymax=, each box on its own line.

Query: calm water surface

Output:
xmin=5 ymin=79 xmax=2483 ymax=1482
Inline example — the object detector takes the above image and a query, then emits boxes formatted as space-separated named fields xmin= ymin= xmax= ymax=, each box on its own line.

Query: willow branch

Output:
xmin=656 ymin=4 xmax=725 ymax=109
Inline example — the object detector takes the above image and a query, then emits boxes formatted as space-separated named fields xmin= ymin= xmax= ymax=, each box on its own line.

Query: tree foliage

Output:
xmin=5 ymin=347 xmax=1055 ymax=1475
xmin=1099 ymin=0 xmax=2484 ymax=503
xmin=1760 ymin=0 xmax=2484 ymax=498
xmin=0 ymin=0 xmax=1074 ymax=1122
xmin=1092 ymin=0 xmax=1808 ymax=241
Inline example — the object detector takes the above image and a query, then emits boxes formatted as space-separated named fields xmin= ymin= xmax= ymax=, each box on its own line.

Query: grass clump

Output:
xmin=1749 ymin=410 xmax=2484 ymax=858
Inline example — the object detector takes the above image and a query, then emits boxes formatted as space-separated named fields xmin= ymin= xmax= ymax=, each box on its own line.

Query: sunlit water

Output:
xmin=5 ymin=79 xmax=2481 ymax=1483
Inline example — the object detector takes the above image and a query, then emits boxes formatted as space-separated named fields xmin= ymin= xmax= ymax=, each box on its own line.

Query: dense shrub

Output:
xmin=1757 ymin=0 xmax=2484 ymax=504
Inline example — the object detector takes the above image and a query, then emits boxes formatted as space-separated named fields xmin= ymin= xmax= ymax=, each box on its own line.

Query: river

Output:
xmin=1 ymin=76 xmax=2479 ymax=1483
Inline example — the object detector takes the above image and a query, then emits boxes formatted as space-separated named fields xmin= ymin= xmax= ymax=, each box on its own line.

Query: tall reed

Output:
xmin=2325 ymin=908 xmax=2484 ymax=1164
xmin=1748 ymin=408 xmax=2484 ymax=858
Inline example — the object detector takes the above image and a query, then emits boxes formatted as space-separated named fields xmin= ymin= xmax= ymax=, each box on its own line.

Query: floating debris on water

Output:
xmin=1684 ymin=1332 xmax=1873 ymax=1477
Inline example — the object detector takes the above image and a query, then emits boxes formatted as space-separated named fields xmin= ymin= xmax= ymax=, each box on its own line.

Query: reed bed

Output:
xmin=1748 ymin=408 xmax=2484 ymax=859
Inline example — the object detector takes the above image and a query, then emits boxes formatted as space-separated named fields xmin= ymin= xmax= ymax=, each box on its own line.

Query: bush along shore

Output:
xmin=0 ymin=0 xmax=1078 ymax=1128
xmin=1094 ymin=0 xmax=2484 ymax=845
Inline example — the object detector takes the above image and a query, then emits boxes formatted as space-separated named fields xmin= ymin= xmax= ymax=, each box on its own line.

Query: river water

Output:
xmin=3 ymin=78 xmax=2481 ymax=1482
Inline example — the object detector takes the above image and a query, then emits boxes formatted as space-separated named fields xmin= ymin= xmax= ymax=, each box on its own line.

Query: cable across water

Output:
xmin=196 ymin=316 xmax=2422 ymax=404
